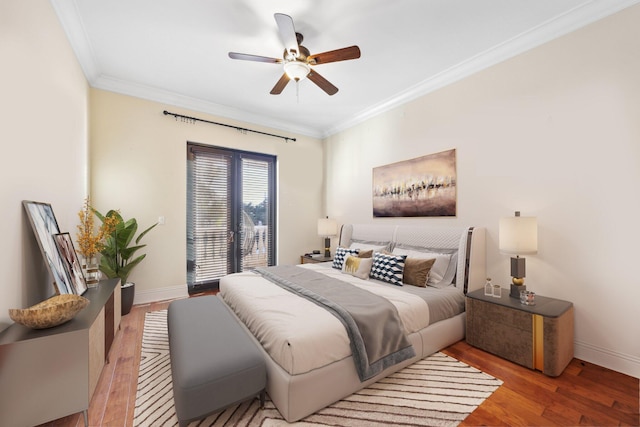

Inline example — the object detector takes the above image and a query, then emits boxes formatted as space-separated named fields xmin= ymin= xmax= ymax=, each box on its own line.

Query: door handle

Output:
xmin=227 ymin=231 xmax=234 ymax=244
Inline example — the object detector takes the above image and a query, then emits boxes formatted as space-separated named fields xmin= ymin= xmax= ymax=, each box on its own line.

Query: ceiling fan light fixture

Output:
xmin=284 ymin=61 xmax=310 ymax=81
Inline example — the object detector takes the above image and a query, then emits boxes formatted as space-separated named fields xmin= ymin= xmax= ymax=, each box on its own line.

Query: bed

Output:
xmin=219 ymin=223 xmax=486 ymax=422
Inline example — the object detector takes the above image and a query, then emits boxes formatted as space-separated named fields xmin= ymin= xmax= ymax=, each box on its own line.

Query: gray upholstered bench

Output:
xmin=168 ymin=295 xmax=266 ymax=426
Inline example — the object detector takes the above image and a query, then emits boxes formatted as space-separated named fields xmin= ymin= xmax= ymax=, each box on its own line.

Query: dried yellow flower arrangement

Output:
xmin=76 ymin=197 xmax=118 ymax=259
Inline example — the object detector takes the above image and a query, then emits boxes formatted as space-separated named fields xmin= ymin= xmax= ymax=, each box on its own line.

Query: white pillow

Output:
xmin=341 ymin=255 xmax=373 ymax=280
xmin=391 ymin=247 xmax=457 ymax=288
xmin=348 ymin=241 xmax=390 ymax=252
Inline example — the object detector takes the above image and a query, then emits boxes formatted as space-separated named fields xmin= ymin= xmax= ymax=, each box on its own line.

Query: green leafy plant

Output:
xmin=94 ymin=209 xmax=158 ymax=284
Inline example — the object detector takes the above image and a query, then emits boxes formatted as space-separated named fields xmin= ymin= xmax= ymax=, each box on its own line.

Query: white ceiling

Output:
xmin=52 ymin=0 xmax=638 ymax=139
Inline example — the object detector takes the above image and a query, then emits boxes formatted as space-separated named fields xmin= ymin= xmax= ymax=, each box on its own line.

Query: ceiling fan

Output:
xmin=228 ymin=13 xmax=361 ymax=96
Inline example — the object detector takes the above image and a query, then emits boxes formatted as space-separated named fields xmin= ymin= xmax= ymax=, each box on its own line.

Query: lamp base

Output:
xmin=324 ymin=237 xmax=331 ymax=258
xmin=510 ymin=283 xmax=526 ymax=298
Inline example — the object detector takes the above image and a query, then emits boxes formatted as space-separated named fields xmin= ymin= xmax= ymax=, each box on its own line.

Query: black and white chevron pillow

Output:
xmin=370 ymin=252 xmax=407 ymax=286
xmin=332 ymin=247 xmax=360 ymax=270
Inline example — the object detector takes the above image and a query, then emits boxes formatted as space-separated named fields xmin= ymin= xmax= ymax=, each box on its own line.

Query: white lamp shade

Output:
xmin=499 ymin=215 xmax=538 ymax=255
xmin=317 ymin=218 xmax=338 ymax=237
xmin=284 ymin=61 xmax=310 ymax=81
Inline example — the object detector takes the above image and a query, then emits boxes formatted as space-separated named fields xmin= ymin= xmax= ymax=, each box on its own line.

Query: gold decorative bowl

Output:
xmin=9 ymin=294 xmax=89 ymax=329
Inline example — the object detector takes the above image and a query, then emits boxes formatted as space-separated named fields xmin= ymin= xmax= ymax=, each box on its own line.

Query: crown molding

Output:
xmin=91 ymin=75 xmax=323 ymax=139
xmin=50 ymin=0 xmax=321 ymax=139
xmin=52 ymin=0 xmax=640 ymax=140
xmin=323 ymin=0 xmax=640 ymax=138
xmin=50 ymin=0 xmax=100 ymax=82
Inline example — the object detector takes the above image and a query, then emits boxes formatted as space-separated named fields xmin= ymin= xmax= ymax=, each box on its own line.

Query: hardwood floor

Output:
xmin=444 ymin=342 xmax=639 ymax=426
xmin=42 ymin=295 xmax=639 ymax=427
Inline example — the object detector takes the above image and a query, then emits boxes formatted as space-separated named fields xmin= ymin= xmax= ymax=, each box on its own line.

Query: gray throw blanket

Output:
xmin=253 ymin=265 xmax=416 ymax=381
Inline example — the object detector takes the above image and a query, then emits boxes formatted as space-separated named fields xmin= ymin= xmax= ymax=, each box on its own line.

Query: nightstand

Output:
xmin=300 ymin=254 xmax=333 ymax=264
xmin=465 ymin=288 xmax=574 ymax=377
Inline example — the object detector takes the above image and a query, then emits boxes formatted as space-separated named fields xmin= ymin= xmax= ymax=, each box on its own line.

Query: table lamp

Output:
xmin=499 ymin=211 xmax=538 ymax=298
xmin=317 ymin=217 xmax=338 ymax=257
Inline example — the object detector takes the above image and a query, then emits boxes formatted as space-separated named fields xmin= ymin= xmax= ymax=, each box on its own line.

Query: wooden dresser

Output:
xmin=0 ymin=279 xmax=121 ymax=426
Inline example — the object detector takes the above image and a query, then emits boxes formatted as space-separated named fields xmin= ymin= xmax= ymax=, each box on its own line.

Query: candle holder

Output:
xmin=520 ymin=290 xmax=536 ymax=306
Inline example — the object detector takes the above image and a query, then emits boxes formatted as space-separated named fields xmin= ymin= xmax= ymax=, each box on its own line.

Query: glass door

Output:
xmin=187 ymin=143 xmax=276 ymax=292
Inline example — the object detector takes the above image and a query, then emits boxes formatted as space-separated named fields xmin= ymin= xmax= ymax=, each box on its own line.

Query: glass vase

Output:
xmin=484 ymin=278 xmax=493 ymax=296
xmin=82 ymin=256 xmax=100 ymax=288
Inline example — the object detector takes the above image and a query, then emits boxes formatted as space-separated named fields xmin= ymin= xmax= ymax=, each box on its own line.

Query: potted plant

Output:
xmin=94 ymin=209 xmax=157 ymax=315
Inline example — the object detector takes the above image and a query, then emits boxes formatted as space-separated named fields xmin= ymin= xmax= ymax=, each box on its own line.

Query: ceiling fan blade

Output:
xmin=228 ymin=52 xmax=282 ymax=64
xmin=307 ymin=70 xmax=338 ymax=96
xmin=308 ymin=46 xmax=361 ymax=65
xmin=274 ymin=13 xmax=299 ymax=58
xmin=270 ymin=73 xmax=291 ymax=95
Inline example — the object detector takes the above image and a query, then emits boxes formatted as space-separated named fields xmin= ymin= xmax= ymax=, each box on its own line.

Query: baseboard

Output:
xmin=133 ymin=284 xmax=189 ymax=306
xmin=575 ymin=340 xmax=640 ymax=379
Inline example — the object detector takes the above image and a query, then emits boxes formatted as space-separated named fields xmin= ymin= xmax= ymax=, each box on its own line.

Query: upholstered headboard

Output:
xmin=338 ymin=224 xmax=486 ymax=293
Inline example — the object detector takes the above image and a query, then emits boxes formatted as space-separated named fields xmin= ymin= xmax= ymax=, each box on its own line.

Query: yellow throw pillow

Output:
xmin=342 ymin=255 xmax=373 ymax=280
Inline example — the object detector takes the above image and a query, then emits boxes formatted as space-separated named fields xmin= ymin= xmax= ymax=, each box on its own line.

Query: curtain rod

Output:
xmin=163 ymin=110 xmax=296 ymax=143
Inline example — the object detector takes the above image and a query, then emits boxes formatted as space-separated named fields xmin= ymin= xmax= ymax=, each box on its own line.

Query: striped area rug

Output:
xmin=134 ymin=310 xmax=502 ymax=427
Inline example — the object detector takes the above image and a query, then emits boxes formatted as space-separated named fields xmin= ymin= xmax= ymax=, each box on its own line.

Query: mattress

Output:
xmin=219 ymin=262 xmax=465 ymax=376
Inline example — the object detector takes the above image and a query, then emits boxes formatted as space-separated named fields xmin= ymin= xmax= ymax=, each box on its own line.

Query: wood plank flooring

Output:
xmin=41 ymin=295 xmax=639 ymax=427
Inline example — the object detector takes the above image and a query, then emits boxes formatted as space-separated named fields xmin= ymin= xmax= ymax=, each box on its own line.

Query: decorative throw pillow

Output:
xmin=332 ymin=247 xmax=360 ymax=269
xmin=341 ymin=255 xmax=373 ymax=280
xmin=357 ymin=249 xmax=373 ymax=258
xmin=392 ymin=247 xmax=455 ymax=288
xmin=369 ymin=252 xmax=407 ymax=286
xmin=403 ymin=257 xmax=436 ymax=287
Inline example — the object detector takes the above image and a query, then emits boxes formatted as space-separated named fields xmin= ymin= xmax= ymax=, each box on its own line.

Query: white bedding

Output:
xmin=218 ymin=224 xmax=486 ymax=422
xmin=219 ymin=262 xmax=463 ymax=376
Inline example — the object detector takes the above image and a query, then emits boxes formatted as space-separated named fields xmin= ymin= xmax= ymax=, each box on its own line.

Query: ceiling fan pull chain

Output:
xmin=296 ymin=80 xmax=300 ymax=104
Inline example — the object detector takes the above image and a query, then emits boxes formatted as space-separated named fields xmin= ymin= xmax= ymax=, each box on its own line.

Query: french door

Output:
xmin=187 ymin=143 xmax=276 ymax=292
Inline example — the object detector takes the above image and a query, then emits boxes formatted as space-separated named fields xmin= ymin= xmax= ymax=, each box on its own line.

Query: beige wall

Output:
xmin=0 ymin=0 xmax=89 ymax=330
xmin=89 ymin=90 xmax=324 ymax=303
xmin=325 ymin=6 xmax=640 ymax=377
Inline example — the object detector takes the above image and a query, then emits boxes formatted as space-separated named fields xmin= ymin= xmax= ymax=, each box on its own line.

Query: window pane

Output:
xmin=241 ymin=157 xmax=271 ymax=270
xmin=188 ymin=147 xmax=231 ymax=287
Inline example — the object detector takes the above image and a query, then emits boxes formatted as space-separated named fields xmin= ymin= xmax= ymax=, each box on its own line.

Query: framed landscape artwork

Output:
xmin=53 ymin=232 xmax=87 ymax=295
xmin=372 ymin=149 xmax=457 ymax=217
xmin=23 ymin=200 xmax=75 ymax=294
